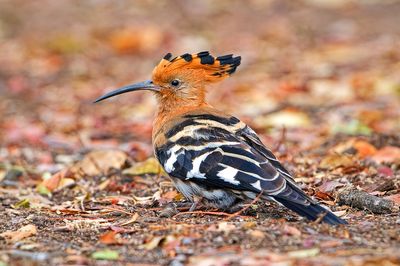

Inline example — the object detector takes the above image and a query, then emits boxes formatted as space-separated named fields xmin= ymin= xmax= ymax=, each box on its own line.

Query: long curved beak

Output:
xmin=93 ymin=80 xmax=158 ymax=103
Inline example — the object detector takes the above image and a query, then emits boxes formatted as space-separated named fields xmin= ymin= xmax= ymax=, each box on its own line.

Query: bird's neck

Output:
xmin=152 ymin=95 xmax=210 ymax=141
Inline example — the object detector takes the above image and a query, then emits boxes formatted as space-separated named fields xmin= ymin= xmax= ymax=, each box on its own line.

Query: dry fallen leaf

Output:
xmin=0 ymin=224 xmax=37 ymax=243
xmin=99 ymin=231 xmax=119 ymax=245
xmin=41 ymin=171 xmax=63 ymax=191
xmin=38 ymin=169 xmax=75 ymax=193
xmin=319 ymin=154 xmax=355 ymax=169
xmin=319 ymin=180 xmax=344 ymax=193
xmin=122 ymin=157 xmax=162 ymax=176
xmin=353 ymin=140 xmax=377 ymax=158
xmin=70 ymin=150 xmax=127 ymax=176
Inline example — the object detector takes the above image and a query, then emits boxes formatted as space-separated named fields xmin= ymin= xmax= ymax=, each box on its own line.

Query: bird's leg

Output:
xmin=188 ymin=195 xmax=205 ymax=211
xmin=189 ymin=202 xmax=198 ymax=212
xmin=226 ymin=199 xmax=260 ymax=216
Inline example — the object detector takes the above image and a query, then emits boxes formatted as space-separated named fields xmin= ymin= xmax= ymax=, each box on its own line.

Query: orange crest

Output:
xmin=152 ymin=51 xmax=241 ymax=84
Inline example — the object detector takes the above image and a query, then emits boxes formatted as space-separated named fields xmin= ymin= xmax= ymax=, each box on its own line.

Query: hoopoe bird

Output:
xmin=95 ymin=51 xmax=346 ymax=225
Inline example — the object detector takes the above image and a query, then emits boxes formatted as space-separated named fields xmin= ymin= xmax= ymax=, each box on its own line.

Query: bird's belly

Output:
xmin=170 ymin=177 xmax=238 ymax=209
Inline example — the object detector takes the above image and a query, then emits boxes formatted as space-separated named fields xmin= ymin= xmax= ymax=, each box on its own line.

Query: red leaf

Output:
xmin=99 ymin=231 xmax=119 ymax=245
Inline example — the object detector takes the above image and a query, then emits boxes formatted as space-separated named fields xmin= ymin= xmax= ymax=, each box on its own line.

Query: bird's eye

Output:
xmin=170 ymin=79 xmax=181 ymax=87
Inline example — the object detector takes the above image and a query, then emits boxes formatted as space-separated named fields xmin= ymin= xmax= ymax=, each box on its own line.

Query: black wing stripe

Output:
xmin=237 ymin=127 xmax=278 ymax=159
xmin=159 ymin=116 xmax=316 ymax=204
xmin=216 ymin=163 xmax=286 ymax=194
xmin=184 ymin=114 xmax=240 ymax=125
xmin=165 ymin=118 xmax=201 ymax=138
xmin=239 ymin=126 xmax=295 ymax=179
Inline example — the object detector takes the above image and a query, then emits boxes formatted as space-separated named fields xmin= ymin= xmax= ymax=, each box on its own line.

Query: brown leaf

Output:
xmin=70 ymin=150 xmax=127 ymax=176
xmin=319 ymin=154 xmax=355 ymax=169
xmin=39 ymin=169 xmax=75 ymax=193
xmin=315 ymin=191 xmax=334 ymax=201
xmin=41 ymin=171 xmax=63 ymax=191
xmin=319 ymin=180 xmax=344 ymax=193
xmin=0 ymin=224 xmax=37 ymax=243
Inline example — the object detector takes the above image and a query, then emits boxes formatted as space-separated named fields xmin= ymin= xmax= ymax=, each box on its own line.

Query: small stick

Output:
xmin=274 ymin=126 xmax=287 ymax=152
xmin=225 ymin=190 xmax=264 ymax=220
xmin=337 ymin=188 xmax=396 ymax=214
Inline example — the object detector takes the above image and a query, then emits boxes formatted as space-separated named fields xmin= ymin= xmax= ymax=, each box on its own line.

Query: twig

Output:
xmin=224 ymin=190 xmax=264 ymax=220
xmin=274 ymin=126 xmax=287 ymax=152
xmin=337 ymin=188 xmax=397 ymax=214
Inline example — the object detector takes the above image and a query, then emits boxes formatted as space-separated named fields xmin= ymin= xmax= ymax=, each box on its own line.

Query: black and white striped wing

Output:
xmin=155 ymin=114 xmax=309 ymax=205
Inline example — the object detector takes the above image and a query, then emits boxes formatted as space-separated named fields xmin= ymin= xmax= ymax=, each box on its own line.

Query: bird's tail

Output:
xmin=275 ymin=197 xmax=347 ymax=225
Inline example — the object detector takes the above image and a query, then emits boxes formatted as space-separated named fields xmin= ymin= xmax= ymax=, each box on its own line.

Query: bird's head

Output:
xmin=94 ymin=51 xmax=241 ymax=106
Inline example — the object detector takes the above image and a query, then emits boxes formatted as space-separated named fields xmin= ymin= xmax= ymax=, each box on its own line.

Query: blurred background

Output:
xmin=0 ymin=0 xmax=399 ymax=171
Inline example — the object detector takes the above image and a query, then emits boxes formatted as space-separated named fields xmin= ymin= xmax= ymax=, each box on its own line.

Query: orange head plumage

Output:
xmin=94 ymin=51 xmax=241 ymax=107
xmin=153 ymin=51 xmax=241 ymax=85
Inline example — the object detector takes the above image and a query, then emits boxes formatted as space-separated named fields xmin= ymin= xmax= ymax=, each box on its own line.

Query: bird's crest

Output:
xmin=152 ymin=51 xmax=241 ymax=83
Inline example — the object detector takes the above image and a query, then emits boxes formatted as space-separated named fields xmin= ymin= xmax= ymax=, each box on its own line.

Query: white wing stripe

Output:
xmin=218 ymin=163 xmax=280 ymax=182
xmin=219 ymin=150 xmax=260 ymax=166
xmin=164 ymin=145 xmax=182 ymax=173
xmin=186 ymin=151 xmax=210 ymax=179
xmin=217 ymin=166 xmax=240 ymax=185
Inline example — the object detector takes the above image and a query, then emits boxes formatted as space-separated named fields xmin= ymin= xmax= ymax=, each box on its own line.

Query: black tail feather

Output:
xmin=275 ymin=198 xmax=347 ymax=225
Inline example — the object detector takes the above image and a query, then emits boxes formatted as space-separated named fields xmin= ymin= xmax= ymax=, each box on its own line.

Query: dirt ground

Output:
xmin=0 ymin=1 xmax=399 ymax=265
